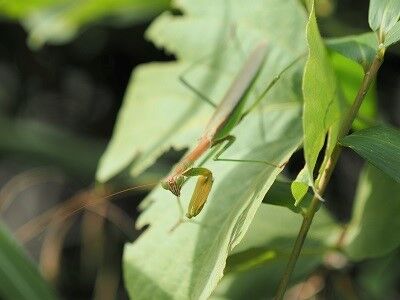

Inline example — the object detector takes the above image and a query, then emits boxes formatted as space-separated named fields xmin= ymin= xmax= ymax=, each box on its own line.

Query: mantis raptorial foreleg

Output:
xmin=168 ymin=167 xmax=212 ymax=231
xmin=178 ymin=135 xmax=284 ymax=220
xmin=181 ymin=167 xmax=213 ymax=219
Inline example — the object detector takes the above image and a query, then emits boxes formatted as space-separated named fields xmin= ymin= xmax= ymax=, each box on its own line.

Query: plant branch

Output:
xmin=275 ymin=51 xmax=384 ymax=300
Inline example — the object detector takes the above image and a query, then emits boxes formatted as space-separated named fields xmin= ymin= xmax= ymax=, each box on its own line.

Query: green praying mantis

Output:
xmin=161 ymin=41 xmax=302 ymax=221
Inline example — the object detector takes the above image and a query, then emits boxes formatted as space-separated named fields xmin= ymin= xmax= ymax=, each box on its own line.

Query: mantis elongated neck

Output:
xmin=170 ymin=136 xmax=212 ymax=177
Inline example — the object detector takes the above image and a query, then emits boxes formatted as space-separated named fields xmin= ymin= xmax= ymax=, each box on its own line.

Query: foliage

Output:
xmin=302 ymin=0 xmax=342 ymax=185
xmin=345 ymin=165 xmax=400 ymax=259
xmin=326 ymin=33 xmax=377 ymax=71
xmin=95 ymin=0 xmax=400 ymax=298
xmin=0 ymin=223 xmax=56 ymax=300
xmin=0 ymin=0 xmax=169 ymax=48
xmin=97 ymin=0 xmax=307 ymax=182
xmin=212 ymin=203 xmax=337 ymax=299
xmin=341 ymin=125 xmax=400 ymax=182
xmin=98 ymin=0 xmax=312 ymax=298
xmin=329 ymin=52 xmax=377 ymax=130
xmin=368 ymin=0 xmax=400 ymax=41
xmin=1 ymin=0 xmax=399 ymax=299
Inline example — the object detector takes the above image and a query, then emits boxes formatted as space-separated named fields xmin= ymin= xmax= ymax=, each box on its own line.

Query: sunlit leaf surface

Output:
xmin=302 ymin=0 xmax=342 ymax=185
xmin=97 ymin=0 xmax=307 ymax=181
xmin=124 ymin=105 xmax=304 ymax=299
xmin=115 ymin=0 xmax=309 ymax=297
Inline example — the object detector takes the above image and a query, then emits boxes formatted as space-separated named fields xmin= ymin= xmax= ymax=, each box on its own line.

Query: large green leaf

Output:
xmin=368 ymin=0 xmax=400 ymax=38
xmin=147 ymin=0 xmax=307 ymax=62
xmin=211 ymin=204 xmax=338 ymax=299
xmin=99 ymin=0 xmax=308 ymax=298
xmin=302 ymin=0 xmax=341 ymax=185
xmin=0 ymin=223 xmax=56 ymax=300
xmin=0 ymin=0 xmax=169 ymax=48
xmin=97 ymin=0 xmax=308 ymax=182
xmin=124 ymin=104 xmax=303 ymax=300
xmin=345 ymin=165 xmax=400 ymax=260
xmin=96 ymin=62 xmax=212 ymax=182
xmin=326 ymin=32 xmax=378 ymax=71
xmin=341 ymin=125 xmax=400 ymax=182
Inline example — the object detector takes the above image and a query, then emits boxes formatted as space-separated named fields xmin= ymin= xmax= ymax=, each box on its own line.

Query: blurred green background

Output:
xmin=0 ymin=0 xmax=399 ymax=299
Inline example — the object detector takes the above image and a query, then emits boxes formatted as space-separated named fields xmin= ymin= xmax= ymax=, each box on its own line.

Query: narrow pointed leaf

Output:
xmin=302 ymin=0 xmax=341 ymax=183
xmin=0 ymin=224 xmax=56 ymax=300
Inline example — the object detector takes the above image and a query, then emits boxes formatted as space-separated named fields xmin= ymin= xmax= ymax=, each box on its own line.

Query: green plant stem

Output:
xmin=275 ymin=51 xmax=384 ymax=300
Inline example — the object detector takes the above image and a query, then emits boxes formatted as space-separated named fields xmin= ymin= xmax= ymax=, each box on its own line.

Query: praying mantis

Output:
xmin=160 ymin=41 xmax=301 ymax=221
xmin=14 ymin=41 xmax=302 ymax=241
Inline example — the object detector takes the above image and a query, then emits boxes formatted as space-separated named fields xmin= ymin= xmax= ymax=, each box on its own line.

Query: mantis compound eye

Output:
xmin=160 ymin=175 xmax=185 ymax=197
xmin=160 ymin=179 xmax=170 ymax=191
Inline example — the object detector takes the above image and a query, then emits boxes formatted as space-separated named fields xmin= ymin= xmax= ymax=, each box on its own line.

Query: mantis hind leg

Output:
xmin=179 ymin=62 xmax=217 ymax=108
xmin=178 ymin=38 xmax=232 ymax=109
xmin=212 ymin=135 xmax=286 ymax=168
xmin=178 ymin=24 xmax=253 ymax=110
xmin=241 ymin=54 xmax=305 ymax=119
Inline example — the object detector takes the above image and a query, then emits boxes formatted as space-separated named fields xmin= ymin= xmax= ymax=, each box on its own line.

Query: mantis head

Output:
xmin=161 ymin=175 xmax=185 ymax=197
